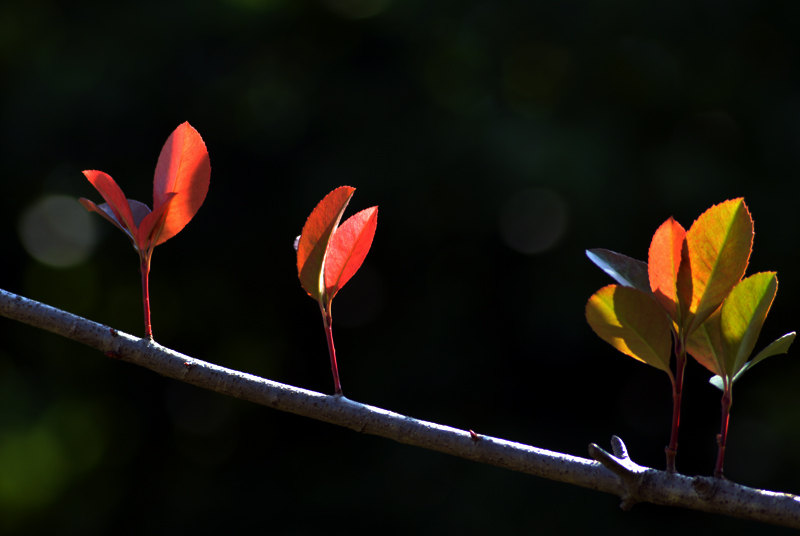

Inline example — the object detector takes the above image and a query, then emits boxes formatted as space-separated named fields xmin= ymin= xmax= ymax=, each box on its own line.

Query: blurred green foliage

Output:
xmin=2 ymin=0 xmax=800 ymax=533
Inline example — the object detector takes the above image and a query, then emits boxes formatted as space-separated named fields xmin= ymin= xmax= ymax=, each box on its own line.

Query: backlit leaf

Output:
xmin=720 ymin=272 xmax=777 ymax=377
xmin=586 ymin=249 xmax=651 ymax=294
xmin=586 ymin=285 xmax=672 ymax=373
xmin=324 ymin=207 xmax=378 ymax=302
xmin=648 ymin=217 xmax=686 ymax=324
xmin=297 ymin=186 xmax=355 ymax=301
xmin=152 ymin=122 xmax=211 ymax=245
xmin=676 ymin=198 xmax=753 ymax=335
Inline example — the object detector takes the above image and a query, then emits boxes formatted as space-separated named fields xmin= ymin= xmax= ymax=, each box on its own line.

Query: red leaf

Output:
xmin=648 ymin=217 xmax=686 ymax=324
xmin=297 ymin=186 xmax=355 ymax=301
xmin=324 ymin=206 xmax=378 ymax=301
xmin=152 ymin=122 xmax=211 ymax=245
xmin=136 ymin=193 xmax=177 ymax=252
xmin=79 ymin=198 xmax=127 ymax=235
xmin=81 ymin=170 xmax=137 ymax=236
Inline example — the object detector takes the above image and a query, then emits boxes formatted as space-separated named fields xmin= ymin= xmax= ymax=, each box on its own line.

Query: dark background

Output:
xmin=1 ymin=0 xmax=800 ymax=534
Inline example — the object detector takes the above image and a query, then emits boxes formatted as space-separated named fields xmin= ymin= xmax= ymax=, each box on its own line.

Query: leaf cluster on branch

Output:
xmin=586 ymin=199 xmax=794 ymax=478
xmin=3 ymin=125 xmax=799 ymax=529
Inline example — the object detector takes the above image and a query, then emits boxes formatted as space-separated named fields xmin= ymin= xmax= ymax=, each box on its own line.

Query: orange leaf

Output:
xmin=324 ymin=207 xmax=378 ymax=302
xmin=648 ymin=217 xmax=686 ymax=324
xmin=152 ymin=122 xmax=211 ymax=245
xmin=586 ymin=285 xmax=673 ymax=373
xmin=677 ymin=198 xmax=753 ymax=336
xmin=297 ymin=186 xmax=355 ymax=301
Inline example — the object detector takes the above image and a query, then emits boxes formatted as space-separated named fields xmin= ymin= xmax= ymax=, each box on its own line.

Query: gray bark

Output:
xmin=2 ymin=288 xmax=799 ymax=528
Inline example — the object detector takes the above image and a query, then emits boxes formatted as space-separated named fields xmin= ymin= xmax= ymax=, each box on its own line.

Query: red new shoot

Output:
xmin=80 ymin=122 xmax=211 ymax=340
xmin=296 ymin=186 xmax=378 ymax=395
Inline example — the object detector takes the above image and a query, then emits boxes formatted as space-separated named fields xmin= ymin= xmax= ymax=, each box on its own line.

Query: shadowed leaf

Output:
xmin=586 ymin=249 xmax=651 ymax=294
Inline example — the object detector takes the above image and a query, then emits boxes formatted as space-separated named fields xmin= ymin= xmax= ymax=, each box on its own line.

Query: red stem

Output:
xmin=140 ymin=254 xmax=153 ymax=341
xmin=715 ymin=389 xmax=732 ymax=478
xmin=320 ymin=302 xmax=342 ymax=395
xmin=665 ymin=340 xmax=686 ymax=473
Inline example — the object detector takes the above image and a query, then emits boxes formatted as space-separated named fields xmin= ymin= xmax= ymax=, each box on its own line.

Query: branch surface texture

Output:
xmin=2 ymin=288 xmax=799 ymax=528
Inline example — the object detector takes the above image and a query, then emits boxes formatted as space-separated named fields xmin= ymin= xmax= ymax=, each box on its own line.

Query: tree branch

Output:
xmin=2 ymin=287 xmax=799 ymax=528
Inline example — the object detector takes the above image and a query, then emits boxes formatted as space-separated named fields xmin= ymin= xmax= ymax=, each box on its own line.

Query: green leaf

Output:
xmin=709 ymin=332 xmax=795 ymax=390
xmin=720 ymin=272 xmax=777 ymax=377
xmin=735 ymin=331 xmax=795 ymax=383
xmin=586 ymin=249 xmax=652 ymax=295
xmin=748 ymin=331 xmax=796 ymax=370
xmin=585 ymin=284 xmax=672 ymax=373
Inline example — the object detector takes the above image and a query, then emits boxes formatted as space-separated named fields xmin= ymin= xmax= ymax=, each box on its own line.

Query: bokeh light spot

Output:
xmin=19 ymin=195 xmax=97 ymax=268
xmin=498 ymin=188 xmax=568 ymax=255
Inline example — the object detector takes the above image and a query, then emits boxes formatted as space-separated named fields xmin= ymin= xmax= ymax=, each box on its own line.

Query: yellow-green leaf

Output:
xmin=586 ymin=285 xmax=672 ymax=373
xmin=677 ymin=198 xmax=753 ymax=336
xmin=720 ymin=272 xmax=777 ymax=377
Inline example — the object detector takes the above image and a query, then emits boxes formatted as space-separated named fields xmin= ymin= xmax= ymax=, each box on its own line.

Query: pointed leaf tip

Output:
xmin=297 ymin=186 xmax=356 ymax=301
xmin=748 ymin=331 xmax=795 ymax=370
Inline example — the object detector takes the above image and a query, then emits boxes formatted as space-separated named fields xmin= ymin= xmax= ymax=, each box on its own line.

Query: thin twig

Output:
xmin=2 ymin=288 xmax=800 ymax=528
